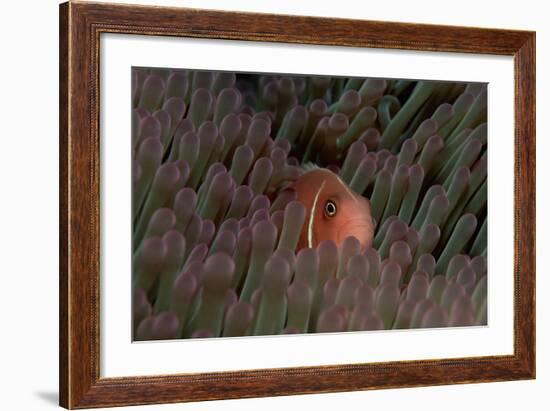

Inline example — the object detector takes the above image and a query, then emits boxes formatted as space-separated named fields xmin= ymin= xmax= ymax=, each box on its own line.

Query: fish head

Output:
xmin=290 ymin=168 xmax=374 ymax=251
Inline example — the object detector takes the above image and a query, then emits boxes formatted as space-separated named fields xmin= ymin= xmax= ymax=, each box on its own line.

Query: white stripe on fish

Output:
xmin=336 ymin=174 xmax=359 ymax=204
xmin=307 ymin=180 xmax=326 ymax=248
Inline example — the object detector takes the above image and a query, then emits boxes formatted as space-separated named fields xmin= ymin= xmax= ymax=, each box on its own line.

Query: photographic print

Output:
xmin=131 ymin=68 xmax=488 ymax=341
xmin=60 ymin=3 xmax=535 ymax=406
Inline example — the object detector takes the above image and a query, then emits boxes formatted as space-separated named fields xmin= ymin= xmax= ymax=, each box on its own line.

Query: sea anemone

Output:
xmin=132 ymin=68 xmax=487 ymax=340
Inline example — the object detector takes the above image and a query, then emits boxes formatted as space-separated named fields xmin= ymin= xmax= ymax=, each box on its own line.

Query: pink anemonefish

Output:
xmin=289 ymin=165 xmax=375 ymax=251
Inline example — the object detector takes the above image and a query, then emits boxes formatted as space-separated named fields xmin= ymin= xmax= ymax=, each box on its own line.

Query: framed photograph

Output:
xmin=59 ymin=1 xmax=535 ymax=408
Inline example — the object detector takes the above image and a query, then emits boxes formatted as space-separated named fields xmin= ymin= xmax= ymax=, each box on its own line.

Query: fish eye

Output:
xmin=324 ymin=200 xmax=337 ymax=217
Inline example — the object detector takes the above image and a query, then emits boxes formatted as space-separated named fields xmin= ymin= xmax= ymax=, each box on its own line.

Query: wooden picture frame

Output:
xmin=59 ymin=1 xmax=535 ymax=408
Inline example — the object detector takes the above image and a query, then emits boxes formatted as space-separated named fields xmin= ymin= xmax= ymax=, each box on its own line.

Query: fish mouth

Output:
xmin=336 ymin=219 xmax=374 ymax=250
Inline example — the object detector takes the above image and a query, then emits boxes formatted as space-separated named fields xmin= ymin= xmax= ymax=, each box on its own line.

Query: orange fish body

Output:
xmin=290 ymin=167 xmax=374 ymax=251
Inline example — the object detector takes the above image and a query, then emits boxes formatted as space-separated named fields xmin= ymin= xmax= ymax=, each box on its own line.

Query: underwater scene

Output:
xmin=132 ymin=68 xmax=488 ymax=341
